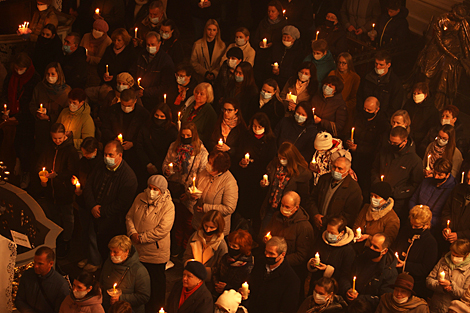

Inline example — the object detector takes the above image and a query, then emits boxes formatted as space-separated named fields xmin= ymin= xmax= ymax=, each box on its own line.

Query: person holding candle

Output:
xmin=90 ymin=0 xmax=125 ymax=34
xmin=100 ymin=235 xmax=151 ymax=313
xmin=314 ymin=11 xmax=348 ymax=58
xmin=298 ymin=277 xmax=348 ymax=313
xmin=183 ymin=210 xmax=228 ymax=281
xmin=159 ymin=19 xmax=185 ymax=66
xmin=279 ymin=62 xmax=318 ymax=117
xmin=251 ymin=1 xmax=287 ymax=52
xmin=213 ymin=47 xmax=243 ymax=107
xmin=132 ymin=1 xmax=166 ymax=46
xmin=304 ymin=39 xmax=336 ymax=84
xmin=245 ymin=78 xmax=285 ymax=128
xmin=100 ymin=73 xmax=142 ymax=116
xmin=221 ymin=27 xmax=256 ymax=66
xmin=59 ymin=271 xmax=105 ymax=313
xmin=28 ymin=0 xmax=59 ymax=42
xmin=125 ymin=175 xmax=175 ymax=312
xmin=307 ymin=215 xmax=356 ymax=296
xmin=124 ymin=0 xmax=151 ymax=32
xmin=168 ymin=64 xmax=197 ymax=121
xmin=426 ymin=239 xmax=470 ymax=313
xmin=32 ymin=24 xmax=63 ymax=78
xmin=60 ymin=33 xmax=88 ymax=89
xmin=393 ymin=205 xmax=438 ymax=298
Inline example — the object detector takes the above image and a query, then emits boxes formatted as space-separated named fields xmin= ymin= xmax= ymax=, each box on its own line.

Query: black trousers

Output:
xmin=142 ymin=262 xmax=166 ymax=313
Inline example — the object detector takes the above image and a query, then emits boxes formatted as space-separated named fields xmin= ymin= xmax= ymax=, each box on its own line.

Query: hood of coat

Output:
xmin=141 ymin=188 xmax=172 ymax=206
xmin=322 ymin=226 xmax=354 ymax=247
xmin=52 ymin=133 xmax=75 ymax=150
xmin=366 ymin=198 xmax=395 ymax=221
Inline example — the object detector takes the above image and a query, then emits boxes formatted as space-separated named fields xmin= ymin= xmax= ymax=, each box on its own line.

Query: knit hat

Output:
xmin=215 ymin=290 xmax=242 ymax=313
xmin=93 ymin=19 xmax=109 ymax=33
xmin=370 ymin=181 xmax=392 ymax=200
xmin=185 ymin=260 xmax=207 ymax=281
xmin=226 ymin=47 xmax=243 ymax=61
xmin=147 ymin=175 xmax=168 ymax=191
xmin=390 ymin=273 xmax=415 ymax=294
xmin=116 ymin=72 xmax=135 ymax=87
xmin=282 ymin=25 xmax=300 ymax=40
xmin=449 ymin=300 xmax=470 ymax=313
xmin=314 ymin=131 xmax=333 ymax=151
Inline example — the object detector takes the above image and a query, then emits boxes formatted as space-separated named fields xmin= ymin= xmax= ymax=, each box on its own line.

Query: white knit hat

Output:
xmin=314 ymin=131 xmax=333 ymax=151
xmin=215 ymin=290 xmax=242 ymax=313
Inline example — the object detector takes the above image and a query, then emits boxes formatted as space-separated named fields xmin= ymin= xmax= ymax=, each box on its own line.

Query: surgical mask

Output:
xmin=63 ymin=45 xmax=72 ymax=54
xmin=104 ymin=156 xmax=116 ymax=167
xmin=260 ymin=91 xmax=272 ymax=99
xmin=452 ymin=256 xmax=464 ymax=264
xmin=17 ymin=69 xmax=26 ymax=75
xmin=313 ymin=54 xmax=324 ymax=61
xmin=375 ymin=67 xmax=386 ymax=75
xmin=298 ymin=72 xmax=310 ymax=82
xmin=37 ymin=4 xmax=48 ymax=11
xmin=110 ymin=255 xmax=124 ymax=263
xmin=294 ymin=113 xmax=307 ymax=124
xmin=441 ymin=118 xmax=451 ymax=125
xmin=117 ymin=84 xmax=129 ymax=92
xmin=371 ymin=197 xmax=382 ymax=208
xmin=323 ymin=85 xmax=334 ymax=96
xmin=147 ymin=188 xmax=160 ymax=200
xmin=326 ymin=232 xmax=339 ymax=243
xmin=121 ymin=104 xmax=134 ymax=113
xmin=235 ymin=75 xmax=244 ymax=83
xmin=227 ymin=59 xmax=238 ymax=69
xmin=47 ymin=76 xmax=58 ymax=84
xmin=181 ymin=137 xmax=192 ymax=145
xmin=92 ymin=29 xmax=104 ymax=39
xmin=413 ymin=93 xmax=425 ymax=103
xmin=176 ymin=76 xmax=187 ymax=85
xmin=150 ymin=17 xmax=160 ymax=24
xmin=69 ymin=103 xmax=79 ymax=112
xmin=253 ymin=127 xmax=265 ymax=135
xmin=265 ymin=255 xmax=278 ymax=265
xmin=161 ymin=32 xmax=170 ymax=40
xmin=282 ymin=40 xmax=293 ymax=47
xmin=437 ymin=138 xmax=448 ymax=147
xmin=313 ymin=291 xmax=327 ymax=305
xmin=73 ymin=290 xmax=88 ymax=299
xmin=393 ymin=295 xmax=408 ymax=304
xmin=147 ymin=46 xmax=157 ymax=54
xmin=331 ymin=170 xmax=343 ymax=181
xmin=281 ymin=206 xmax=295 ymax=217
xmin=206 ymin=163 xmax=214 ymax=173
xmin=279 ymin=158 xmax=288 ymax=166
xmin=228 ymin=247 xmax=240 ymax=258
xmin=235 ymin=38 xmax=245 ymax=46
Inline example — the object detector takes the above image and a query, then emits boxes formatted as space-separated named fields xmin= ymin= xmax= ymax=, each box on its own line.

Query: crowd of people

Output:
xmin=6 ymin=0 xmax=470 ymax=313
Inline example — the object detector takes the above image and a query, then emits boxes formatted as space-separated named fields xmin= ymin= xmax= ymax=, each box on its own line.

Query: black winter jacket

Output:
xmin=167 ymin=281 xmax=213 ymax=313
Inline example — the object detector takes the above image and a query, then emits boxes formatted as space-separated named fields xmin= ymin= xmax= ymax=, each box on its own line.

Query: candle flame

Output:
xmin=95 ymin=8 xmax=100 ymax=14
xmin=137 ymin=78 xmax=141 ymax=85
xmin=113 ymin=283 xmax=117 ymax=289
xmin=395 ymin=252 xmax=399 ymax=258
xmin=42 ymin=167 xmax=45 ymax=171
xmin=72 ymin=176 xmax=79 ymax=185
xmin=353 ymin=276 xmax=356 ymax=281
xmin=381 ymin=175 xmax=384 ymax=181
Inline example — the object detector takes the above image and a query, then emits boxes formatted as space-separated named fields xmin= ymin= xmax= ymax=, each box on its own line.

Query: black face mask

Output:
xmin=265 ymin=255 xmax=278 ymax=265
xmin=362 ymin=247 xmax=382 ymax=260
xmin=325 ymin=20 xmax=335 ymax=28
xmin=433 ymin=177 xmax=446 ymax=185
xmin=38 ymin=35 xmax=52 ymax=45
xmin=181 ymin=137 xmax=192 ymax=145
xmin=204 ymin=228 xmax=218 ymax=237
xmin=153 ymin=118 xmax=166 ymax=127
xmin=388 ymin=142 xmax=402 ymax=153
xmin=363 ymin=110 xmax=376 ymax=120
xmin=228 ymin=247 xmax=240 ymax=258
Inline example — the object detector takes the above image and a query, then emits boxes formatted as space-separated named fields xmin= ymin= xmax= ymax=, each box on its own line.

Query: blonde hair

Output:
xmin=194 ymin=82 xmax=214 ymax=104
xmin=409 ymin=205 xmax=432 ymax=227
xmin=202 ymin=19 xmax=224 ymax=51
xmin=108 ymin=235 xmax=132 ymax=252
xmin=391 ymin=110 xmax=411 ymax=134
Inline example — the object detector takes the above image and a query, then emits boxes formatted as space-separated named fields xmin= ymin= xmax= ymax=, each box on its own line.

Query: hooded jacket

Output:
xmin=376 ymin=7 xmax=410 ymax=47
xmin=376 ymin=293 xmax=429 ymax=313
xmin=57 ymin=102 xmax=95 ymax=151
xmin=59 ymin=294 xmax=105 ymax=313
xmin=267 ymin=207 xmax=314 ymax=267
xmin=304 ymin=50 xmax=336 ymax=83
xmin=441 ymin=184 xmax=470 ymax=240
xmin=100 ymin=246 xmax=150 ymax=313
xmin=310 ymin=92 xmax=348 ymax=137
xmin=126 ymin=189 xmax=175 ymax=264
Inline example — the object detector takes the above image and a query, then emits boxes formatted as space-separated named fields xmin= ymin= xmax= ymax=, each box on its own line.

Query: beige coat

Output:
xmin=190 ymin=38 xmax=226 ymax=77
xmin=56 ymin=103 xmax=95 ymax=151
xmin=126 ymin=189 xmax=175 ymax=264
xmin=80 ymin=33 xmax=113 ymax=65
xmin=220 ymin=42 xmax=256 ymax=66
xmin=190 ymin=169 xmax=238 ymax=235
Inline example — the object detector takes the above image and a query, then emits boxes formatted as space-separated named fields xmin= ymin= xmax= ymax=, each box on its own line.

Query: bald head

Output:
xmin=364 ymin=96 xmax=380 ymax=111
xmin=283 ymin=191 xmax=300 ymax=206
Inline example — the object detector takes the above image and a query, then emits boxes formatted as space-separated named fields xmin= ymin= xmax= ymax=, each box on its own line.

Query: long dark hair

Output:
xmin=149 ymin=103 xmax=174 ymax=130
xmin=439 ymin=124 xmax=456 ymax=161
xmin=234 ymin=62 xmax=258 ymax=91
xmin=267 ymin=142 xmax=308 ymax=177
xmin=75 ymin=271 xmax=101 ymax=298
xmin=249 ymin=112 xmax=275 ymax=142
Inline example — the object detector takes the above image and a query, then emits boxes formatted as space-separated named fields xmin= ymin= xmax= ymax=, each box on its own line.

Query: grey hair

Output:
xmin=266 ymin=236 xmax=288 ymax=254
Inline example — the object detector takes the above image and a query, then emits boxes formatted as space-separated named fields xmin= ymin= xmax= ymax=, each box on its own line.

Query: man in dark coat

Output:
xmin=356 ymin=51 xmax=404 ymax=119
xmin=131 ymin=31 xmax=175 ymax=111
xmin=59 ymin=33 xmax=88 ymax=89
xmin=248 ymin=236 xmax=300 ymax=313
xmin=309 ymin=157 xmax=363 ymax=229
xmin=84 ymin=140 xmax=138 ymax=265
xmin=374 ymin=0 xmax=410 ymax=47
xmin=371 ymin=126 xmax=424 ymax=220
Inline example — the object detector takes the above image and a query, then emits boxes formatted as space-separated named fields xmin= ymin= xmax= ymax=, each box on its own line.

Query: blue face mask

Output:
xmin=235 ymin=75 xmax=244 ymax=83
xmin=261 ymin=91 xmax=273 ymax=99
xmin=104 ymin=156 xmax=115 ymax=167
xmin=326 ymin=232 xmax=338 ymax=243
xmin=331 ymin=170 xmax=343 ymax=181
xmin=63 ymin=45 xmax=72 ymax=54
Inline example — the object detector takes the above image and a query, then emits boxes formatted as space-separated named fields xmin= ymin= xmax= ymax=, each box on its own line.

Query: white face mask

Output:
xmin=313 ymin=54 xmax=324 ymax=61
xmin=441 ymin=118 xmax=451 ymax=125
xmin=117 ymin=84 xmax=129 ymax=92
xmin=375 ymin=67 xmax=386 ymax=75
xmin=323 ymin=85 xmax=334 ymax=97
xmin=161 ymin=32 xmax=170 ymax=40
xmin=17 ymin=69 xmax=26 ymax=75
xmin=69 ymin=103 xmax=80 ymax=112
xmin=413 ymin=93 xmax=425 ymax=103
xmin=235 ymin=38 xmax=245 ymax=46
xmin=393 ymin=295 xmax=408 ymax=304
xmin=47 ymin=76 xmax=58 ymax=84
xmin=282 ymin=40 xmax=293 ymax=47
xmin=147 ymin=46 xmax=157 ymax=54
xmin=253 ymin=127 xmax=265 ymax=135
xmin=281 ymin=205 xmax=295 ymax=217
xmin=206 ymin=163 xmax=214 ymax=173
xmin=298 ymin=72 xmax=310 ymax=82
xmin=437 ymin=138 xmax=448 ymax=147
xmin=147 ymin=188 xmax=160 ymax=200
xmin=294 ymin=113 xmax=307 ymax=124
xmin=37 ymin=4 xmax=48 ymax=11
xmin=452 ymin=256 xmax=464 ymax=264
xmin=279 ymin=158 xmax=288 ymax=166
xmin=227 ymin=59 xmax=239 ymax=69
xmin=176 ymin=76 xmax=186 ymax=85
xmin=260 ymin=91 xmax=272 ymax=99
xmin=150 ymin=17 xmax=160 ymax=24
xmin=121 ymin=104 xmax=134 ymax=113
xmin=92 ymin=29 xmax=104 ymax=39
xmin=371 ymin=197 xmax=382 ymax=208
xmin=111 ymin=255 xmax=125 ymax=263
xmin=313 ymin=291 xmax=328 ymax=305
xmin=73 ymin=290 xmax=88 ymax=299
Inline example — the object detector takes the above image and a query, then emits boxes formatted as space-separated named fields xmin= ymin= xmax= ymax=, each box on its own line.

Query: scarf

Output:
xmin=306 ymin=296 xmax=332 ymax=313
xmin=259 ymin=94 xmax=270 ymax=108
xmin=429 ymin=141 xmax=446 ymax=170
xmin=295 ymin=79 xmax=308 ymax=95
xmin=88 ymin=33 xmax=109 ymax=56
xmin=221 ymin=116 xmax=238 ymax=138
xmin=379 ymin=293 xmax=428 ymax=312
xmin=42 ymin=66 xmax=68 ymax=95
xmin=175 ymin=144 xmax=194 ymax=174
xmin=8 ymin=64 xmax=36 ymax=115
xmin=268 ymin=17 xmax=282 ymax=25
xmin=269 ymin=166 xmax=291 ymax=209
xmin=187 ymin=103 xmax=205 ymax=122
xmin=113 ymin=44 xmax=126 ymax=55
xmin=179 ymin=281 xmax=203 ymax=308
xmin=444 ymin=251 xmax=470 ymax=271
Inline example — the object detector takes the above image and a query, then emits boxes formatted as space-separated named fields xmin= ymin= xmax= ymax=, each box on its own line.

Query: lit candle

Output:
xmin=314 ymin=252 xmax=320 ymax=266
xmin=40 ymin=103 xmax=43 ymax=109
xmin=85 ymin=48 xmax=88 ymax=55
xmin=245 ymin=153 xmax=250 ymax=161
xmin=107 ymin=283 xmax=122 ymax=297
xmin=272 ymin=62 xmax=279 ymax=70
xmin=241 ymin=282 xmax=249 ymax=299
xmin=168 ymin=163 xmax=174 ymax=174
xmin=351 ymin=127 xmax=355 ymax=141
xmin=352 ymin=276 xmax=356 ymax=292
xmin=439 ymin=271 xmax=445 ymax=281
xmin=283 ymin=9 xmax=286 ymax=15
xmin=312 ymin=107 xmax=315 ymax=116
xmin=164 ymin=94 xmax=167 ymax=103
xmin=287 ymin=92 xmax=297 ymax=103
xmin=159 ymin=308 xmax=166 ymax=313
xmin=395 ymin=252 xmax=399 ymax=259
xmin=192 ymin=176 xmax=196 ymax=188
xmin=76 ymin=181 xmax=81 ymax=192
xmin=218 ymin=138 xmax=223 ymax=146
xmin=106 ymin=64 xmax=109 ymax=75
xmin=118 ymin=134 xmax=123 ymax=144
xmin=462 ymin=172 xmax=465 ymax=184
xmin=39 ymin=167 xmax=49 ymax=183
xmin=311 ymin=157 xmax=316 ymax=164
xmin=426 ymin=154 xmax=431 ymax=171
xmin=315 ymin=30 xmax=319 ymax=40
xmin=137 ymin=78 xmax=144 ymax=89
xmin=95 ymin=8 xmax=100 ymax=15
xmin=356 ymin=227 xmax=361 ymax=238
xmin=135 ymin=27 xmax=138 ymax=38
xmin=381 ymin=175 xmax=384 ymax=182
xmin=113 ymin=283 xmax=117 ymax=291
xmin=3 ymin=104 xmax=6 ymax=113
xmin=372 ymin=23 xmax=375 ymax=29
xmin=263 ymin=174 xmax=269 ymax=185
xmin=262 ymin=38 xmax=267 ymax=48
xmin=264 ymin=231 xmax=272 ymax=241
xmin=447 ymin=220 xmax=450 ymax=228
xmin=177 ymin=112 xmax=181 ymax=131
xmin=18 ymin=22 xmax=30 ymax=35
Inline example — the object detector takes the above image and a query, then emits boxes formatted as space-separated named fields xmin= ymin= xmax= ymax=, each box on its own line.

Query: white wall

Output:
xmin=407 ymin=0 xmax=461 ymax=35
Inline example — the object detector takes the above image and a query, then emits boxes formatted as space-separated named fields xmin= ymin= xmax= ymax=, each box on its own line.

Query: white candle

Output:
xmin=381 ymin=175 xmax=384 ymax=182
xmin=106 ymin=64 xmax=109 ymax=75
xmin=95 ymin=8 xmax=100 ymax=15
xmin=135 ymin=27 xmax=138 ymax=38
xmin=272 ymin=62 xmax=279 ymax=70
xmin=314 ymin=252 xmax=320 ymax=265
xmin=168 ymin=163 xmax=174 ymax=174
xmin=395 ymin=252 xmax=399 ymax=260
xmin=159 ymin=308 xmax=165 ymax=313
xmin=312 ymin=108 xmax=315 ymax=116
xmin=351 ymin=127 xmax=355 ymax=141
xmin=192 ymin=176 xmax=196 ymax=188
xmin=426 ymin=154 xmax=431 ymax=171
xmin=356 ymin=227 xmax=361 ymax=238
xmin=241 ymin=282 xmax=249 ymax=299
xmin=164 ymin=94 xmax=167 ymax=103
xmin=218 ymin=138 xmax=223 ymax=146
xmin=311 ymin=157 xmax=316 ymax=164
xmin=287 ymin=92 xmax=297 ymax=103
xmin=262 ymin=38 xmax=267 ymax=48
xmin=118 ymin=134 xmax=123 ymax=144
xmin=3 ymin=104 xmax=6 ymax=113
xmin=76 ymin=181 xmax=81 ymax=192
xmin=439 ymin=271 xmax=445 ymax=281
xmin=245 ymin=153 xmax=250 ymax=161
xmin=263 ymin=174 xmax=269 ymax=185
xmin=352 ymin=276 xmax=356 ymax=291
xmin=315 ymin=30 xmax=319 ymax=40
xmin=462 ymin=172 xmax=465 ymax=184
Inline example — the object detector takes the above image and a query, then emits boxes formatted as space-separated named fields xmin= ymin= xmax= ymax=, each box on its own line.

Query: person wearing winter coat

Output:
xmin=166 ymin=260 xmax=213 ymax=313
xmin=394 ymin=205 xmax=438 ymax=298
xmin=29 ymin=0 xmax=59 ymax=42
xmin=90 ymin=0 xmax=126 ymax=34
xmin=126 ymin=175 xmax=175 ymax=311
xmin=251 ymin=2 xmax=288 ymax=52
xmin=100 ymin=236 xmax=150 ymax=313
xmin=298 ymin=277 xmax=348 ymax=313
xmin=183 ymin=210 xmax=228 ymax=280
xmin=316 ymin=12 xmax=348 ymax=58
xmin=60 ymin=33 xmax=88 ymax=90
xmin=221 ymin=27 xmax=256 ymax=66
xmin=311 ymin=76 xmax=348 ymax=137
xmin=59 ymin=271 xmax=105 ymax=313
xmin=426 ymin=239 xmax=470 ymax=313
xmin=343 ymin=233 xmax=398 ymax=310
xmin=303 ymin=40 xmax=336 ymax=84
xmin=375 ymin=273 xmax=429 ymax=313
xmin=248 ymin=79 xmax=285 ymax=129
xmin=57 ymin=88 xmax=95 ymax=152
xmin=354 ymin=182 xmax=400 ymax=244
xmin=340 ymin=0 xmax=380 ymax=39
xmin=32 ymin=24 xmax=63 ymax=77
xmin=308 ymin=215 xmax=356 ymax=296
xmin=309 ymin=157 xmax=362 ymax=229
xmin=372 ymin=0 xmax=410 ymax=47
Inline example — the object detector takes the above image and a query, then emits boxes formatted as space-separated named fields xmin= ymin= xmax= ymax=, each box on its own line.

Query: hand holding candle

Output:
xmin=262 ymin=38 xmax=267 ymax=48
xmin=352 ymin=276 xmax=357 ymax=292
xmin=272 ymin=62 xmax=279 ymax=70
xmin=350 ymin=127 xmax=355 ymax=142
xmin=107 ymin=283 xmax=122 ymax=297
xmin=18 ymin=22 xmax=30 ymax=35
xmin=356 ymin=227 xmax=361 ymax=238
xmin=168 ymin=163 xmax=174 ymax=174
xmin=95 ymin=8 xmax=100 ymax=15
xmin=263 ymin=174 xmax=269 ymax=186
xmin=287 ymin=92 xmax=297 ymax=103
xmin=241 ymin=282 xmax=249 ymax=300
xmin=218 ymin=138 xmax=224 ymax=146
xmin=426 ymin=154 xmax=431 ymax=171
xmin=439 ymin=271 xmax=445 ymax=281
xmin=314 ymin=252 xmax=320 ymax=266
xmin=39 ymin=167 xmax=49 ymax=183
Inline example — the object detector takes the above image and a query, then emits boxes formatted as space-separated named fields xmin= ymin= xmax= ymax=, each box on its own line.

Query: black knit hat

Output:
xmin=185 ymin=260 xmax=207 ymax=281
xmin=370 ymin=181 xmax=392 ymax=200
xmin=226 ymin=47 xmax=243 ymax=61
